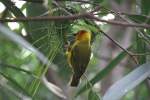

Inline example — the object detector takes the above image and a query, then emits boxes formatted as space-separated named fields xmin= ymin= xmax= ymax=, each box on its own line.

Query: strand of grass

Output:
xmin=29 ymin=48 xmax=54 ymax=95
xmin=0 ymin=23 xmax=57 ymax=97
xmin=0 ymin=71 xmax=31 ymax=96
xmin=32 ymin=43 xmax=61 ymax=96
xmin=23 ymin=50 xmax=49 ymax=97
xmin=0 ymin=62 xmax=38 ymax=79
xmin=32 ymin=34 xmax=49 ymax=45
xmin=28 ymin=47 xmax=53 ymax=95
xmin=0 ymin=19 xmax=65 ymax=99
xmin=0 ymin=24 xmax=52 ymax=97
xmin=84 ymin=74 xmax=101 ymax=100
xmin=28 ymin=28 xmax=56 ymax=94
xmin=0 ymin=81 xmax=31 ymax=99
xmin=32 ymin=42 xmax=62 ymax=97
xmin=35 ymin=42 xmax=49 ymax=50
xmin=28 ymin=27 xmax=50 ymax=32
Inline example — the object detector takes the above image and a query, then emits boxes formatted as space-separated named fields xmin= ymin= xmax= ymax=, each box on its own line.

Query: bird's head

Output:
xmin=75 ymin=30 xmax=91 ymax=42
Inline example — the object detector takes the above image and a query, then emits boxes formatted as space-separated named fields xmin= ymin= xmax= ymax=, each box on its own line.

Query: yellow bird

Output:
xmin=66 ymin=30 xmax=91 ymax=87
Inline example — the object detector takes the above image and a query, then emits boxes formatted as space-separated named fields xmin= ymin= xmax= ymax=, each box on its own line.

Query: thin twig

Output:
xmin=53 ymin=0 xmax=72 ymax=15
xmin=87 ymin=14 xmax=150 ymax=29
xmin=1 ymin=14 xmax=150 ymax=29
xmin=131 ymin=52 xmax=150 ymax=56
xmin=19 ymin=0 xmax=43 ymax=3
xmin=98 ymin=29 xmax=138 ymax=64
xmin=1 ymin=2 xmax=150 ymax=29
xmin=0 ymin=13 xmax=88 ymax=22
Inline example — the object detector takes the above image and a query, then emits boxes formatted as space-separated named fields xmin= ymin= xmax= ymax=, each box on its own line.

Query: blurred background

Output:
xmin=0 ymin=0 xmax=150 ymax=100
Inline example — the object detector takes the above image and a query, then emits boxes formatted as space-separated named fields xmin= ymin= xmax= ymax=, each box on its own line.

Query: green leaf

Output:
xmin=115 ymin=0 xmax=124 ymax=4
xmin=0 ymin=23 xmax=49 ymax=65
xmin=0 ymin=0 xmax=25 ymax=17
xmin=76 ymin=46 xmax=132 ymax=96
xmin=0 ymin=24 xmax=66 ymax=99
xmin=0 ymin=62 xmax=38 ymax=78
xmin=141 ymin=0 xmax=150 ymax=15
xmin=103 ymin=62 xmax=150 ymax=100
xmin=0 ymin=71 xmax=31 ymax=97
xmin=19 ymin=0 xmax=43 ymax=3
xmin=136 ymin=32 xmax=146 ymax=64
xmin=126 ymin=14 xmax=150 ymax=24
xmin=88 ymin=90 xmax=100 ymax=100
xmin=93 ymin=0 xmax=104 ymax=3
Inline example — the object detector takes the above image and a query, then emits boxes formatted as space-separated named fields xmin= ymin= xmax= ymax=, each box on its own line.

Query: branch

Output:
xmin=0 ymin=13 xmax=88 ymax=22
xmin=1 ymin=13 xmax=150 ymax=29
xmin=1 ymin=1 xmax=150 ymax=29
xmin=98 ymin=30 xmax=138 ymax=64
xmin=19 ymin=0 xmax=43 ymax=3
xmin=88 ymin=14 xmax=150 ymax=29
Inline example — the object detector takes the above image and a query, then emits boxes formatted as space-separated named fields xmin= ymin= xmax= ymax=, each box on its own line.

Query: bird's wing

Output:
xmin=70 ymin=44 xmax=80 ymax=71
xmin=70 ymin=44 xmax=91 ymax=74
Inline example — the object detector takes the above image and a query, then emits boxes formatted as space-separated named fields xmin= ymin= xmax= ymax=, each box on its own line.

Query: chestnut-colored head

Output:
xmin=75 ymin=30 xmax=91 ymax=42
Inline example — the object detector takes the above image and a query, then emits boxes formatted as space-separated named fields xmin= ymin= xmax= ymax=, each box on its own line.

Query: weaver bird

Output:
xmin=66 ymin=30 xmax=91 ymax=87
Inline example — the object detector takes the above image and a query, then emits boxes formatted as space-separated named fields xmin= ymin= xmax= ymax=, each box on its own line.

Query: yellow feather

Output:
xmin=66 ymin=30 xmax=91 ymax=87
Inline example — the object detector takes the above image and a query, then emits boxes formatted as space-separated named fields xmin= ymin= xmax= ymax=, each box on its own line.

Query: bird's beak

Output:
xmin=73 ymin=33 xmax=76 ymax=36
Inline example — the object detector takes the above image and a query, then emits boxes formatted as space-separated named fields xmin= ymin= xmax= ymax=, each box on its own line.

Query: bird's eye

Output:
xmin=73 ymin=33 xmax=76 ymax=36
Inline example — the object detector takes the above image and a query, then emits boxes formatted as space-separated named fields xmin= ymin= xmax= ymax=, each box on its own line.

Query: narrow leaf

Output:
xmin=0 ymin=23 xmax=49 ymax=65
xmin=141 ymin=0 xmax=150 ymax=15
xmin=88 ymin=90 xmax=100 ymax=100
xmin=0 ymin=71 xmax=31 ymax=96
xmin=42 ymin=77 xmax=67 ymax=99
xmin=103 ymin=63 xmax=150 ymax=100
xmin=0 ymin=62 xmax=38 ymax=78
xmin=0 ymin=24 xmax=66 ymax=99
xmin=0 ymin=0 xmax=25 ymax=17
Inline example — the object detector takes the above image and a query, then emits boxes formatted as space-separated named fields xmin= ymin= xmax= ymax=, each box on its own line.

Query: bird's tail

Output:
xmin=70 ymin=74 xmax=80 ymax=87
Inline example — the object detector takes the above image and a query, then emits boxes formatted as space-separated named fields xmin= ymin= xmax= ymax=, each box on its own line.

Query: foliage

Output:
xmin=0 ymin=0 xmax=150 ymax=100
